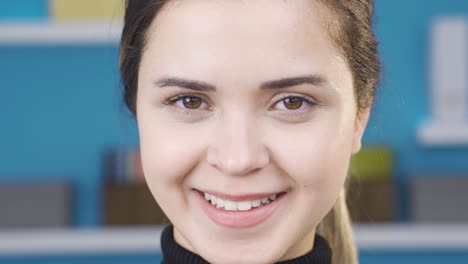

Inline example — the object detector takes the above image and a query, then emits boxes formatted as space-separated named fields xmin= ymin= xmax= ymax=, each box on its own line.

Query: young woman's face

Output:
xmin=137 ymin=0 xmax=369 ymax=263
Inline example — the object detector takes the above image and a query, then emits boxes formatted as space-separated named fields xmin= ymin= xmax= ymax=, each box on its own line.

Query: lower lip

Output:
xmin=194 ymin=190 xmax=286 ymax=229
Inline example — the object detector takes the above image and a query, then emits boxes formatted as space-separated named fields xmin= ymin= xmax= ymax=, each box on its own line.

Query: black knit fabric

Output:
xmin=160 ymin=225 xmax=332 ymax=264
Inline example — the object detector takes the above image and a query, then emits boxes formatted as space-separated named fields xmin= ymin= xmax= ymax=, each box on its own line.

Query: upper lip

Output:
xmin=195 ymin=189 xmax=286 ymax=201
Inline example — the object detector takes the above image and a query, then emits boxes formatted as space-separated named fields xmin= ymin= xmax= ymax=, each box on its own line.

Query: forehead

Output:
xmin=141 ymin=0 xmax=347 ymax=87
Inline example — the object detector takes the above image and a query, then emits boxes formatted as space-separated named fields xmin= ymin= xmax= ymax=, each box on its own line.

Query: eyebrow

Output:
xmin=155 ymin=75 xmax=328 ymax=91
xmin=155 ymin=78 xmax=216 ymax=91
xmin=260 ymin=75 xmax=328 ymax=90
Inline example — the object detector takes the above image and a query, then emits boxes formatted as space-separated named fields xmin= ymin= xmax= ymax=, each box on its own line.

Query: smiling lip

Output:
xmin=194 ymin=189 xmax=287 ymax=228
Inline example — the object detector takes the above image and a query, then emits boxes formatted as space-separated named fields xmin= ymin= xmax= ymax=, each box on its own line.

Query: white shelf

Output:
xmin=354 ymin=223 xmax=468 ymax=250
xmin=0 ymin=226 xmax=162 ymax=256
xmin=1 ymin=224 xmax=468 ymax=256
xmin=417 ymin=121 xmax=468 ymax=146
xmin=0 ymin=21 xmax=122 ymax=45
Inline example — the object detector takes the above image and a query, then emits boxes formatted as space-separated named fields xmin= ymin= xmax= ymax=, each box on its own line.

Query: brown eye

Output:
xmin=182 ymin=96 xmax=202 ymax=109
xmin=164 ymin=94 xmax=210 ymax=112
xmin=282 ymin=97 xmax=303 ymax=110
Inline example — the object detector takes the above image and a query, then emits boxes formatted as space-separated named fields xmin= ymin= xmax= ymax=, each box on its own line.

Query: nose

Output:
xmin=207 ymin=113 xmax=270 ymax=177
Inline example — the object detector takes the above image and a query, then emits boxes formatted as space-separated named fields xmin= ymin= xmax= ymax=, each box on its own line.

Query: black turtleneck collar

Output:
xmin=160 ymin=225 xmax=332 ymax=264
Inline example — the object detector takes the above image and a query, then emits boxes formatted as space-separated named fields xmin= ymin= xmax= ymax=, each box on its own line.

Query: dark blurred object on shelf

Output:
xmin=103 ymin=184 xmax=167 ymax=225
xmin=103 ymin=147 xmax=145 ymax=185
xmin=347 ymin=178 xmax=395 ymax=222
xmin=0 ymin=182 xmax=71 ymax=229
xmin=347 ymin=146 xmax=396 ymax=222
xmin=409 ymin=176 xmax=468 ymax=222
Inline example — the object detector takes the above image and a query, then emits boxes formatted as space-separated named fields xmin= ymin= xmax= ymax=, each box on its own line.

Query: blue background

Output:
xmin=0 ymin=0 xmax=467 ymax=263
xmin=0 ymin=0 xmax=47 ymax=20
xmin=367 ymin=0 xmax=468 ymax=176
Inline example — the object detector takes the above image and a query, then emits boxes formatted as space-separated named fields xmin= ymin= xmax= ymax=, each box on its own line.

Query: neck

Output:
xmin=161 ymin=224 xmax=332 ymax=264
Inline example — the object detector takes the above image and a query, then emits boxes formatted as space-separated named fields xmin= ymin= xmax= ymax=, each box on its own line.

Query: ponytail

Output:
xmin=317 ymin=187 xmax=358 ymax=264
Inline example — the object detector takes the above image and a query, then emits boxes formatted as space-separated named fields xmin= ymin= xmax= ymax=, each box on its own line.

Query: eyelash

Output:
xmin=269 ymin=95 xmax=318 ymax=111
xmin=161 ymin=93 xmax=318 ymax=115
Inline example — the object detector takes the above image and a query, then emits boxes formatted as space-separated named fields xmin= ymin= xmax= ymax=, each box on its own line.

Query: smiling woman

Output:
xmin=119 ymin=0 xmax=380 ymax=264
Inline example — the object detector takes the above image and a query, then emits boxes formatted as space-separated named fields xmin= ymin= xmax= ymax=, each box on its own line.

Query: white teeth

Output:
xmin=252 ymin=199 xmax=261 ymax=207
xmin=203 ymin=192 xmax=280 ymax=211
xmin=224 ymin=201 xmax=237 ymax=211
xmin=237 ymin=201 xmax=252 ymax=211
xmin=215 ymin=198 xmax=225 ymax=208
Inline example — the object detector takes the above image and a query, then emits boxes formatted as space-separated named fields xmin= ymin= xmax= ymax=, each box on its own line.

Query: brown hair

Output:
xmin=119 ymin=1 xmax=381 ymax=263
xmin=316 ymin=0 xmax=381 ymax=111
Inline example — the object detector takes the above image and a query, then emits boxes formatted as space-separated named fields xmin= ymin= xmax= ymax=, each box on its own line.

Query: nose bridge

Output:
xmin=209 ymin=109 xmax=269 ymax=176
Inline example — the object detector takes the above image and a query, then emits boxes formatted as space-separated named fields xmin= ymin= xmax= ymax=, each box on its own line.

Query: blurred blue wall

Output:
xmin=367 ymin=0 xmax=468 ymax=176
xmin=0 ymin=0 xmax=467 ymax=226
xmin=0 ymin=0 xmax=48 ymax=20
xmin=0 ymin=46 xmax=138 ymax=226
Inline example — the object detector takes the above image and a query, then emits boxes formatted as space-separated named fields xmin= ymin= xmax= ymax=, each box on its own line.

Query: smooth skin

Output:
xmin=136 ymin=0 xmax=370 ymax=263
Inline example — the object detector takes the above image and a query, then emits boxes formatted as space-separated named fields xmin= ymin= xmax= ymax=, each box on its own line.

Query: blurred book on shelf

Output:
xmin=104 ymin=147 xmax=145 ymax=185
xmin=103 ymin=147 xmax=167 ymax=225
xmin=103 ymin=184 xmax=168 ymax=226
xmin=409 ymin=176 xmax=468 ymax=222
xmin=0 ymin=182 xmax=71 ymax=229
xmin=50 ymin=0 xmax=124 ymax=20
xmin=347 ymin=146 xmax=396 ymax=222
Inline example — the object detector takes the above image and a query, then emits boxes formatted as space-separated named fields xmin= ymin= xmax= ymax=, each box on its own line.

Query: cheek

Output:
xmin=267 ymin=120 xmax=354 ymax=224
xmin=137 ymin=113 xmax=213 ymax=221
xmin=137 ymin=111 xmax=208 ymax=191
xmin=267 ymin=119 xmax=353 ymax=191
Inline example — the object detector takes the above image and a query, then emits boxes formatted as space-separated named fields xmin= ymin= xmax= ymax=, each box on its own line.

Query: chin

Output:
xmin=201 ymin=250 xmax=280 ymax=264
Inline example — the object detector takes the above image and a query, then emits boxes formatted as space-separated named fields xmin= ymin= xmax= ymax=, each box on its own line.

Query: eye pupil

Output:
xmin=283 ymin=97 xmax=303 ymax=110
xmin=182 ymin=96 xmax=202 ymax=109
